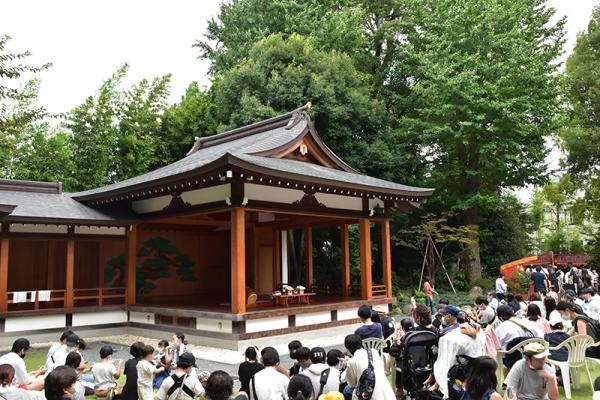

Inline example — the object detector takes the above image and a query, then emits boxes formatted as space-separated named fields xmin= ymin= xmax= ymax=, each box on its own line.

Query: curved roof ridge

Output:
xmin=186 ymin=103 xmax=310 ymax=156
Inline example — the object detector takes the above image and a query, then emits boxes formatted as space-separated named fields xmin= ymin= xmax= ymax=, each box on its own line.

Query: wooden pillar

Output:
xmin=47 ymin=241 xmax=56 ymax=290
xmin=0 ymin=238 xmax=9 ymax=313
xmin=231 ymin=208 xmax=246 ymax=314
xmin=359 ymin=218 xmax=373 ymax=300
xmin=273 ymin=229 xmax=281 ymax=290
xmin=65 ymin=239 xmax=74 ymax=308
xmin=305 ymin=226 xmax=313 ymax=290
xmin=341 ymin=224 xmax=350 ymax=297
xmin=126 ymin=225 xmax=137 ymax=305
xmin=381 ymin=220 xmax=393 ymax=298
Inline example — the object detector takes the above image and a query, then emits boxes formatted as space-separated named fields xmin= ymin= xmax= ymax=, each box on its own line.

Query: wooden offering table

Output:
xmin=274 ymin=293 xmax=316 ymax=306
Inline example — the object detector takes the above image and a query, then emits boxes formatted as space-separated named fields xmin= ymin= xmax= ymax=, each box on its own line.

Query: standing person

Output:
xmin=170 ymin=333 xmax=191 ymax=367
xmin=343 ymin=334 xmax=395 ymax=400
xmin=461 ymin=356 xmax=503 ymax=400
xmin=531 ymin=266 xmax=548 ymax=294
xmin=354 ymin=305 xmax=383 ymax=339
xmin=423 ymin=277 xmax=438 ymax=314
xmin=44 ymin=366 xmax=78 ymax=400
xmin=503 ymin=343 xmax=558 ymax=400
xmin=121 ymin=342 xmax=145 ymax=400
xmin=288 ymin=341 xmax=303 ymax=377
xmin=153 ymin=340 xmax=171 ymax=389
xmin=92 ymin=345 xmax=122 ymax=400
xmin=495 ymin=273 xmax=507 ymax=302
xmin=249 ymin=349 xmax=289 ymax=400
xmin=237 ymin=347 xmax=264 ymax=396
xmin=136 ymin=345 xmax=165 ymax=400
xmin=0 ymin=338 xmax=46 ymax=390
xmin=155 ymin=353 xmax=204 ymax=400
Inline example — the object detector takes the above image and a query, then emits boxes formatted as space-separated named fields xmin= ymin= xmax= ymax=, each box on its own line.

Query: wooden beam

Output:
xmin=65 ymin=239 xmax=74 ymax=308
xmin=273 ymin=229 xmax=281 ymax=290
xmin=381 ymin=220 xmax=393 ymax=298
xmin=231 ymin=208 xmax=246 ymax=314
xmin=126 ymin=226 xmax=137 ymax=305
xmin=0 ymin=238 xmax=9 ymax=312
xmin=341 ymin=224 xmax=350 ymax=297
xmin=359 ymin=219 xmax=372 ymax=300
xmin=305 ymin=226 xmax=313 ymax=289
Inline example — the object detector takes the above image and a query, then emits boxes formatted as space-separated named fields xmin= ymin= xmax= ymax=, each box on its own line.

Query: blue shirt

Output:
xmin=354 ymin=323 xmax=383 ymax=339
xmin=531 ymin=271 xmax=546 ymax=292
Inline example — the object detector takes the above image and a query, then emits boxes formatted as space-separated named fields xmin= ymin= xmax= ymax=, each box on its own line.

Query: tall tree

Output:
xmin=561 ymin=5 xmax=600 ymax=223
xmin=0 ymin=35 xmax=51 ymax=177
xmin=67 ymin=65 xmax=171 ymax=190
xmin=211 ymin=33 xmax=386 ymax=172
xmin=395 ymin=0 xmax=565 ymax=281
xmin=159 ymin=82 xmax=217 ymax=166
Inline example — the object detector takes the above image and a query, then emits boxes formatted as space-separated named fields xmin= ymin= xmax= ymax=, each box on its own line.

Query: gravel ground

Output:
xmin=14 ymin=333 xmax=350 ymax=389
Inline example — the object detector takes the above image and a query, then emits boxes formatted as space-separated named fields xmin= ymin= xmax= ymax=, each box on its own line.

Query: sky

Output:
xmin=1 ymin=0 xmax=599 ymax=201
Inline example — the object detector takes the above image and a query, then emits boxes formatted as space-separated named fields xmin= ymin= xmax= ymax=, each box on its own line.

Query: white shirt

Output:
xmin=346 ymin=349 xmax=395 ymax=400
xmin=584 ymin=298 xmax=600 ymax=320
xmin=156 ymin=371 xmax=204 ymax=400
xmin=496 ymin=278 xmax=507 ymax=294
xmin=249 ymin=367 xmax=289 ymax=400
xmin=0 ymin=385 xmax=44 ymax=400
xmin=92 ymin=362 xmax=117 ymax=390
xmin=495 ymin=317 xmax=544 ymax=350
xmin=136 ymin=360 xmax=156 ymax=390
xmin=44 ymin=342 xmax=63 ymax=370
xmin=489 ymin=298 xmax=499 ymax=312
xmin=0 ymin=352 xmax=31 ymax=386
xmin=301 ymin=363 xmax=340 ymax=396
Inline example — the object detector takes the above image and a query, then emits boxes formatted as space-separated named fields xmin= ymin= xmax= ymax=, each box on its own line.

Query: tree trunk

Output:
xmin=462 ymin=206 xmax=482 ymax=283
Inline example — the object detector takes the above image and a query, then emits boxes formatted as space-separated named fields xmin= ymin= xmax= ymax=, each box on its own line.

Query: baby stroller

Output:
xmin=395 ymin=330 xmax=439 ymax=400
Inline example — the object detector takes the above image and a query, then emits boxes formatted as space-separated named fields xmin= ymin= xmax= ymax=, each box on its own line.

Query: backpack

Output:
xmin=355 ymin=349 xmax=376 ymax=400
xmin=166 ymin=374 xmax=194 ymax=399
xmin=317 ymin=368 xmax=331 ymax=397
xmin=447 ymin=355 xmax=475 ymax=400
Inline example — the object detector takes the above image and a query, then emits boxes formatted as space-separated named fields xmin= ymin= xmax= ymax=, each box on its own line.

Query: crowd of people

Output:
xmin=1 ymin=264 xmax=600 ymax=400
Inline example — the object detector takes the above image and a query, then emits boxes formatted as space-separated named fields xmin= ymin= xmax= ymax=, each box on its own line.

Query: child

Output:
xmin=92 ymin=345 xmax=123 ymax=400
xmin=122 ymin=342 xmax=145 ymax=400
xmin=153 ymin=340 xmax=171 ymax=389
xmin=136 ymin=345 xmax=165 ymax=400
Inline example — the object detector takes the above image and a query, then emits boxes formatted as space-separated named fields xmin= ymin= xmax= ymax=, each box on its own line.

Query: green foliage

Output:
xmin=67 ymin=64 xmax=171 ymax=191
xmin=507 ymin=271 xmax=530 ymax=293
xmin=479 ymin=195 xmax=533 ymax=275
xmin=0 ymin=35 xmax=51 ymax=178
xmin=211 ymin=33 xmax=385 ymax=172
xmin=159 ymin=82 xmax=217 ymax=165
xmin=544 ymin=229 xmax=586 ymax=254
xmin=561 ymin=5 xmax=600 ymax=224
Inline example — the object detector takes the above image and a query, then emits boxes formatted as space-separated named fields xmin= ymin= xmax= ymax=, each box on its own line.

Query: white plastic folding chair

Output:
xmin=362 ymin=338 xmax=387 ymax=353
xmin=494 ymin=338 xmax=548 ymax=391
xmin=585 ymin=341 xmax=600 ymax=368
xmin=547 ymin=335 xmax=594 ymax=399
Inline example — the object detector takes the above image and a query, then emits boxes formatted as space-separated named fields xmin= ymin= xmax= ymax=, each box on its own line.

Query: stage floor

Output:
xmin=131 ymin=295 xmax=392 ymax=321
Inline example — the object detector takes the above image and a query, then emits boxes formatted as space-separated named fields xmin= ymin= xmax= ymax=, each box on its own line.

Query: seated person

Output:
xmin=439 ymin=305 xmax=461 ymax=336
xmin=354 ymin=305 xmax=383 ymax=339
xmin=288 ymin=340 xmax=303 ymax=376
xmin=544 ymin=313 xmax=570 ymax=362
xmin=432 ymin=299 xmax=450 ymax=329
xmin=0 ymin=364 xmax=43 ymax=400
xmin=504 ymin=343 xmax=558 ymax=400
xmin=475 ymin=296 xmax=495 ymax=325
xmin=301 ymin=347 xmax=340 ymax=396
xmin=0 ymin=339 xmax=45 ymax=391
xmin=494 ymin=305 xmax=543 ymax=350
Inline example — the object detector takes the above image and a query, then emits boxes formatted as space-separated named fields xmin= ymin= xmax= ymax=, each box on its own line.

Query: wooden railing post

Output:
xmin=0 ymin=238 xmax=9 ymax=313
xmin=359 ymin=218 xmax=373 ymax=300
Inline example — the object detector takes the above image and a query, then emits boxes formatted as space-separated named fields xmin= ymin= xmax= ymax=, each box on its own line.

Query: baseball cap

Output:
xmin=440 ymin=305 xmax=460 ymax=317
xmin=178 ymin=352 xmax=197 ymax=367
xmin=523 ymin=342 xmax=550 ymax=359
xmin=310 ymin=347 xmax=326 ymax=364
xmin=99 ymin=345 xmax=116 ymax=358
xmin=565 ymin=289 xmax=577 ymax=299
xmin=549 ymin=312 xmax=563 ymax=327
